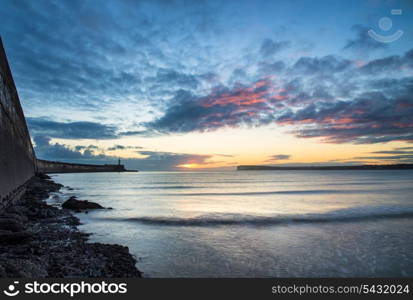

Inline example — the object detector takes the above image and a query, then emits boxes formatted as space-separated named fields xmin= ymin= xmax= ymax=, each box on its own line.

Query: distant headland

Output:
xmin=237 ymin=164 xmax=413 ymax=171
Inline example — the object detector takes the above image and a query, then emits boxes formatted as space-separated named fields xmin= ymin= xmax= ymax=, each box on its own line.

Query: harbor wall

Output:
xmin=0 ymin=38 xmax=36 ymax=212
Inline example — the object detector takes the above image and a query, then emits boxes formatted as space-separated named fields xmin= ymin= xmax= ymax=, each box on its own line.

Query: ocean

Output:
xmin=48 ymin=170 xmax=413 ymax=277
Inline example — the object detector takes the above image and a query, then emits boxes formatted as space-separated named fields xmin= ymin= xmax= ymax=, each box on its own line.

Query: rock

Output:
xmin=0 ymin=264 xmax=7 ymax=277
xmin=35 ymin=172 xmax=51 ymax=180
xmin=0 ymin=230 xmax=33 ymax=244
xmin=0 ymin=258 xmax=48 ymax=277
xmin=0 ymin=175 xmax=141 ymax=278
xmin=25 ymin=205 xmax=60 ymax=219
xmin=0 ymin=218 xmax=25 ymax=232
xmin=1 ymin=213 xmax=28 ymax=223
xmin=7 ymin=205 xmax=29 ymax=215
xmin=62 ymin=197 xmax=104 ymax=210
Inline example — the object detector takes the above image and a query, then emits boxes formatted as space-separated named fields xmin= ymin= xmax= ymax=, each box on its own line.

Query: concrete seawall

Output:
xmin=0 ymin=37 xmax=134 ymax=213
xmin=0 ymin=38 xmax=36 ymax=212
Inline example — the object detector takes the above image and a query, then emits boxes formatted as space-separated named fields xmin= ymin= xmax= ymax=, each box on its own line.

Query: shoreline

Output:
xmin=0 ymin=173 xmax=141 ymax=277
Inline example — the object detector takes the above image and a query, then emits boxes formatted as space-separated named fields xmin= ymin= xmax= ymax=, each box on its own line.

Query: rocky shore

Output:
xmin=0 ymin=174 xmax=141 ymax=277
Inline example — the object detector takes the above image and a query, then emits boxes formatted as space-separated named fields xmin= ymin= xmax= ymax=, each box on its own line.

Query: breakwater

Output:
xmin=36 ymin=159 xmax=126 ymax=173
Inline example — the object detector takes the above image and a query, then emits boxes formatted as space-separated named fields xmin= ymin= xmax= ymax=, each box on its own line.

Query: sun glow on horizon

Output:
xmin=177 ymin=163 xmax=201 ymax=169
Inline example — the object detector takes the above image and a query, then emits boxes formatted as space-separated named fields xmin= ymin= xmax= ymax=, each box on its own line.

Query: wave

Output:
xmin=102 ymin=206 xmax=413 ymax=227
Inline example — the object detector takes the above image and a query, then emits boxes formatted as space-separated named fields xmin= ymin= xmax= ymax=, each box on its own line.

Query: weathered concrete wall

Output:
xmin=0 ymin=38 xmax=36 ymax=212
xmin=0 ymin=37 xmax=131 ymax=212
xmin=36 ymin=159 xmax=126 ymax=173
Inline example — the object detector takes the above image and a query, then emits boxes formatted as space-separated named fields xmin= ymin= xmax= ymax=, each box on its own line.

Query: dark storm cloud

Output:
xmin=27 ymin=117 xmax=118 ymax=139
xmin=343 ymin=24 xmax=387 ymax=51
xmin=260 ymin=39 xmax=290 ymax=57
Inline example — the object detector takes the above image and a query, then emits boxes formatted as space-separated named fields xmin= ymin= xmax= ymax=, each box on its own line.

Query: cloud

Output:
xmin=34 ymin=136 xmax=101 ymax=161
xmin=353 ymin=155 xmax=413 ymax=161
xmin=0 ymin=0 xmax=224 ymax=124
xmin=359 ymin=49 xmax=413 ymax=75
xmin=395 ymin=146 xmax=413 ymax=151
xmin=28 ymin=117 xmax=118 ymax=139
xmin=343 ymin=24 xmax=387 ymax=51
xmin=266 ymin=154 xmax=291 ymax=161
xmin=74 ymin=145 xmax=98 ymax=151
xmin=350 ymin=147 xmax=413 ymax=163
xmin=277 ymin=90 xmax=413 ymax=143
xmin=33 ymin=135 xmax=216 ymax=171
xmin=3 ymin=0 xmax=413 ymax=150
xmin=146 ymin=68 xmax=199 ymax=90
xmin=135 ymin=151 xmax=213 ymax=170
xmin=107 ymin=144 xmax=143 ymax=151
xmin=146 ymin=79 xmax=285 ymax=133
xmin=258 ymin=60 xmax=286 ymax=75
xmin=260 ymin=39 xmax=290 ymax=57
xmin=143 ymin=47 xmax=413 ymax=145
xmin=291 ymin=55 xmax=351 ymax=75
xmin=118 ymin=130 xmax=153 ymax=137
xmin=214 ymin=153 xmax=235 ymax=157
xmin=371 ymin=150 xmax=412 ymax=155
xmin=107 ymin=145 xmax=127 ymax=150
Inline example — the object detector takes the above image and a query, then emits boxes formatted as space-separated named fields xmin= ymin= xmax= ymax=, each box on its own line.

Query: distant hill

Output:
xmin=237 ymin=164 xmax=413 ymax=171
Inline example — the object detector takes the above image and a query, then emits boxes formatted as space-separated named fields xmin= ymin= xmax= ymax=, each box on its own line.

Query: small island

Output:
xmin=237 ymin=164 xmax=413 ymax=171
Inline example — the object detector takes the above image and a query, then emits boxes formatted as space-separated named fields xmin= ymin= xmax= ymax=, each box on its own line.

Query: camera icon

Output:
xmin=368 ymin=9 xmax=403 ymax=43
xmin=3 ymin=281 xmax=20 ymax=297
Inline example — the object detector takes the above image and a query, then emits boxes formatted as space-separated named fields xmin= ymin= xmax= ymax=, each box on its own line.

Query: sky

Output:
xmin=1 ymin=0 xmax=413 ymax=170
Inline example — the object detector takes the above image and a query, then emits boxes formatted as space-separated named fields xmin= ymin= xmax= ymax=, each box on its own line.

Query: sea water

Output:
xmin=48 ymin=170 xmax=413 ymax=277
